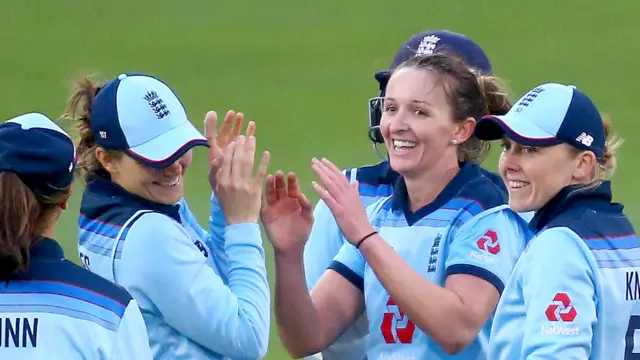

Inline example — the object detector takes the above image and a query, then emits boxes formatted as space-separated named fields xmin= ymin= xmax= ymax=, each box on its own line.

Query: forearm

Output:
xmin=223 ymin=224 xmax=271 ymax=358
xmin=360 ymin=235 xmax=477 ymax=353
xmin=275 ymin=251 xmax=327 ymax=357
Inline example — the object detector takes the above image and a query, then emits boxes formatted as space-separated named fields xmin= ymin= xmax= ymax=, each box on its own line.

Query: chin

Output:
xmin=154 ymin=184 xmax=184 ymax=205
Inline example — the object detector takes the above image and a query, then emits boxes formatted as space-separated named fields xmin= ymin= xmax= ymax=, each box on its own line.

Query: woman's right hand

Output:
xmin=215 ymin=135 xmax=270 ymax=225
xmin=204 ymin=110 xmax=255 ymax=190
xmin=260 ymin=171 xmax=314 ymax=255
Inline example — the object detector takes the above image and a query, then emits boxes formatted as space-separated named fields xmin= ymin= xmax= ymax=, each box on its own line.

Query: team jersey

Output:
xmin=329 ymin=162 xmax=531 ymax=359
xmin=77 ymin=174 xmax=270 ymax=360
xmin=0 ymin=238 xmax=152 ymax=359
xmin=489 ymin=181 xmax=640 ymax=359
xmin=303 ymin=160 xmax=530 ymax=360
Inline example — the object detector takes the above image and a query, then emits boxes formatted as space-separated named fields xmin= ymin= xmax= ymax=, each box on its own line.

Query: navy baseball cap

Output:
xmin=0 ymin=113 xmax=76 ymax=196
xmin=388 ymin=30 xmax=492 ymax=74
xmin=475 ymin=83 xmax=606 ymax=158
xmin=369 ymin=30 xmax=493 ymax=143
xmin=91 ymin=73 xmax=209 ymax=169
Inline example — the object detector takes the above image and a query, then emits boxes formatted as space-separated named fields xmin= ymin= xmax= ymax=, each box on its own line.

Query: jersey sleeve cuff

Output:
xmin=224 ymin=223 xmax=263 ymax=247
xmin=445 ymin=264 xmax=505 ymax=294
xmin=328 ymin=260 xmax=364 ymax=292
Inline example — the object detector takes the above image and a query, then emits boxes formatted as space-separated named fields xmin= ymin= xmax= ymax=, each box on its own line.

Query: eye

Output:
xmin=522 ymin=146 xmax=538 ymax=153
xmin=500 ymin=140 xmax=511 ymax=151
xmin=413 ymin=109 xmax=428 ymax=117
xmin=383 ymin=104 xmax=397 ymax=112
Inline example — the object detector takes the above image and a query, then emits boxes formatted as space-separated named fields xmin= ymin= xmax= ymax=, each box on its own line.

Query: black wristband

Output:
xmin=355 ymin=231 xmax=378 ymax=249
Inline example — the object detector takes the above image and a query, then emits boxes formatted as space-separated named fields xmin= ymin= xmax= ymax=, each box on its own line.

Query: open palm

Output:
xmin=261 ymin=171 xmax=314 ymax=255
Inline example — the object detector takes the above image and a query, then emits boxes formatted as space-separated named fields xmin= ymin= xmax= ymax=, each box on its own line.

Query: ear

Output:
xmin=453 ymin=117 xmax=477 ymax=144
xmin=95 ymin=147 xmax=118 ymax=175
xmin=59 ymin=188 xmax=72 ymax=210
xmin=572 ymin=150 xmax=598 ymax=181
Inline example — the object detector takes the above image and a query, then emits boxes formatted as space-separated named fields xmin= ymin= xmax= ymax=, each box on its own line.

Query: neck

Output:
xmin=404 ymin=160 xmax=460 ymax=212
xmin=39 ymin=227 xmax=56 ymax=240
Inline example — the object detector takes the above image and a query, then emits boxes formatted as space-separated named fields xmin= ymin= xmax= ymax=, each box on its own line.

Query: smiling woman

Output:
xmin=263 ymin=53 xmax=533 ymax=360
xmin=64 ymin=72 xmax=272 ymax=360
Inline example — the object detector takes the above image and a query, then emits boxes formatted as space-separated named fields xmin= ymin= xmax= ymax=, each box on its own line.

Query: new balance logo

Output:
xmin=575 ymin=132 xmax=594 ymax=146
xmin=144 ymin=90 xmax=171 ymax=119
xmin=515 ymin=87 xmax=545 ymax=112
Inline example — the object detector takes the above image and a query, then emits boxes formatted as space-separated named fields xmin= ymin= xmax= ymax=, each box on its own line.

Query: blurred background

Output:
xmin=1 ymin=0 xmax=638 ymax=358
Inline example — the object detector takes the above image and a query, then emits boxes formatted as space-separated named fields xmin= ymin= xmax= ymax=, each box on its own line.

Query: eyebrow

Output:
xmin=384 ymin=97 xmax=432 ymax=107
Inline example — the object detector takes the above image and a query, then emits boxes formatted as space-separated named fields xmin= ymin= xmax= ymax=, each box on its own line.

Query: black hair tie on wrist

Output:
xmin=356 ymin=231 xmax=378 ymax=249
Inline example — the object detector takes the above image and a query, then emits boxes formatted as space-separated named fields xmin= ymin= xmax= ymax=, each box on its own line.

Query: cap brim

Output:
xmin=126 ymin=120 xmax=209 ymax=169
xmin=475 ymin=115 xmax=563 ymax=147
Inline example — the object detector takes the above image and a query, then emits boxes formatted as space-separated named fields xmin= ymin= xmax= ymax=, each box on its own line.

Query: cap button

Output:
xmin=118 ymin=74 xmax=128 ymax=80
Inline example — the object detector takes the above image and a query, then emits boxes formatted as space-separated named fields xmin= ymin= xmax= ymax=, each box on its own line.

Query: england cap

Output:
xmin=0 ymin=113 xmax=76 ymax=195
xmin=475 ymin=83 xmax=606 ymax=158
xmin=90 ymin=73 xmax=209 ymax=168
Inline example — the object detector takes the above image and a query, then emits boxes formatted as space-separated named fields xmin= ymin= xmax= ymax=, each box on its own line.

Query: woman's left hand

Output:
xmin=310 ymin=158 xmax=375 ymax=245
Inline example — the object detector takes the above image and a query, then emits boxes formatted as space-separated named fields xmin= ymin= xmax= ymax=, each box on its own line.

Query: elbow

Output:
xmin=436 ymin=329 xmax=476 ymax=355
xmin=278 ymin=325 xmax=325 ymax=359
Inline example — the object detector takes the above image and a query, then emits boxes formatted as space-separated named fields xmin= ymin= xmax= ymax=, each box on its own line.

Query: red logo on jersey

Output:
xmin=545 ymin=292 xmax=577 ymax=322
xmin=380 ymin=297 xmax=415 ymax=344
xmin=476 ymin=230 xmax=500 ymax=254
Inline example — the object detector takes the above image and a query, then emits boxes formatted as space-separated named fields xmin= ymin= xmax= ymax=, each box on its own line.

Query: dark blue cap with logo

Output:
xmin=90 ymin=73 xmax=209 ymax=169
xmin=0 ymin=113 xmax=77 ymax=196
xmin=369 ymin=30 xmax=493 ymax=143
xmin=475 ymin=83 xmax=606 ymax=159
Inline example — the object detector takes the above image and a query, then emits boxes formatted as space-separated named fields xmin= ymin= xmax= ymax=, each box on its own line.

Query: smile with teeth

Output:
xmin=155 ymin=176 xmax=180 ymax=188
xmin=508 ymin=180 xmax=530 ymax=189
xmin=393 ymin=139 xmax=417 ymax=151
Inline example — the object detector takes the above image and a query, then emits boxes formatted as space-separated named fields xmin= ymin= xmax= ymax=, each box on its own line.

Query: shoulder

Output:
xmin=31 ymin=259 xmax=133 ymax=318
xmin=125 ymin=211 xmax=190 ymax=245
xmin=528 ymin=227 xmax=590 ymax=261
xmin=449 ymin=174 xmax=508 ymax=219
xmin=348 ymin=160 xmax=399 ymax=187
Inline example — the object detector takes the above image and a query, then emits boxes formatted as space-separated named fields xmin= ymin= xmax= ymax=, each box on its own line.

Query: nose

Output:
xmin=501 ymin=148 xmax=521 ymax=173
xmin=163 ymin=160 xmax=182 ymax=175
xmin=386 ymin=109 xmax=409 ymax=134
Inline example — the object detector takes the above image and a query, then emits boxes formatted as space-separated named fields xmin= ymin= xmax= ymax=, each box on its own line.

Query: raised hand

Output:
xmin=311 ymin=158 xmax=374 ymax=245
xmin=260 ymin=171 xmax=314 ymax=255
xmin=215 ymin=135 xmax=270 ymax=225
xmin=204 ymin=110 xmax=256 ymax=189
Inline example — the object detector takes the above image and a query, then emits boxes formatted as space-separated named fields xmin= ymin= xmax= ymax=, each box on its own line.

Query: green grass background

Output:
xmin=1 ymin=0 xmax=639 ymax=358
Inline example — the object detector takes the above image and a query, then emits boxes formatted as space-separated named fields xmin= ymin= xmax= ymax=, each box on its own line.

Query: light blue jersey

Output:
xmin=489 ymin=182 xmax=640 ymax=359
xmin=329 ymin=162 xmax=530 ymax=359
xmin=304 ymin=162 xmax=398 ymax=360
xmin=0 ymin=238 xmax=152 ymax=360
xmin=77 ymin=174 xmax=270 ymax=360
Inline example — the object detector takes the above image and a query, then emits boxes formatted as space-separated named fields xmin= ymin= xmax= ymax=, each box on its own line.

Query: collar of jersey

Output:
xmin=85 ymin=173 xmax=182 ymax=222
xmin=391 ymin=161 xmax=480 ymax=225
xmin=528 ymin=181 xmax=616 ymax=233
xmin=30 ymin=237 xmax=65 ymax=260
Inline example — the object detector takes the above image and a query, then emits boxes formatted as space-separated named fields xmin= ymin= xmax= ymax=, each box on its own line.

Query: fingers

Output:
xmin=245 ymin=121 xmax=256 ymax=138
xmin=298 ymin=193 xmax=314 ymax=222
xmin=265 ymin=174 xmax=277 ymax=205
xmin=219 ymin=110 xmax=236 ymax=146
xmin=230 ymin=112 xmax=244 ymax=140
xmin=230 ymin=136 xmax=248 ymax=185
xmin=204 ymin=111 xmax=218 ymax=160
xmin=315 ymin=158 xmax=347 ymax=188
xmin=287 ymin=172 xmax=300 ymax=198
xmin=253 ymin=151 xmax=271 ymax=189
xmin=241 ymin=136 xmax=257 ymax=181
xmin=311 ymin=180 xmax=339 ymax=210
xmin=217 ymin=140 xmax=236 ymax=188
xmin=274 ymin=171 xmax=287 ymax=201
xmin=298 ymin=192 xmax=312 ymax=212
xmin=311 ymin=159 xmax=334 ymax=191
